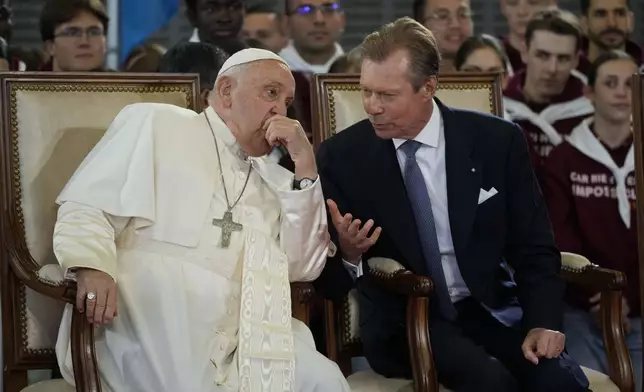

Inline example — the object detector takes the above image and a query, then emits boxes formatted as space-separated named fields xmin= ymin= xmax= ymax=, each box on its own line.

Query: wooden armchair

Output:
xmin=0 ymin=72 xmax=200 ymax=392
xmin=311 ymin=73 xmax=633 ymax=392
xmin=0 ymin=72 xmax=316 ymax=392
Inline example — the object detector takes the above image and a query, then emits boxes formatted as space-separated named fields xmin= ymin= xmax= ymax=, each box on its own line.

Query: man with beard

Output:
xmin=186 ymin=0 xmax=248 ymax=55
xmin=503 ymin=9 xmax=594 ymax=175
xmin=279 ymin=0 xmax=345 ymax=74
xmin=577 ymin=0 xmax=643 ymax=77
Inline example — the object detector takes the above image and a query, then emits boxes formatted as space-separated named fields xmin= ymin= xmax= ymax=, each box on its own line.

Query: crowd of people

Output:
xmin=2 ymin=0 xmax=643 ymax=391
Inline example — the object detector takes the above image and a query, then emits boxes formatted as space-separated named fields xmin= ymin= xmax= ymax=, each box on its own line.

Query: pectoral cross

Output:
xmin=212 ymin=210 xmax=242 ymax=248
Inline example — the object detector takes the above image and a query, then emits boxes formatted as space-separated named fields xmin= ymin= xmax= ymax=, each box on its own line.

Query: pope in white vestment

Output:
xmin=52 ymin=49 xmax=350 ymax=392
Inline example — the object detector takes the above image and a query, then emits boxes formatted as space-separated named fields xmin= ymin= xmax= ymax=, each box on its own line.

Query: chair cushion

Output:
xmin=347 ymin=367 xmax=619 ymax=392
xmin=21 ymin=379 xmax=74 ymax=392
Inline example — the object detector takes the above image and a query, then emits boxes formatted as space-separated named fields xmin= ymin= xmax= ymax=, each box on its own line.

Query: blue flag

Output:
xmin=119 ymin=0 xmax=179 ymax=62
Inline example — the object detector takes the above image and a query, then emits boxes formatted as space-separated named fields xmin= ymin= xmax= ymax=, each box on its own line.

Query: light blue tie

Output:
xmin=400 ymin=140 xmax=457 ymax=321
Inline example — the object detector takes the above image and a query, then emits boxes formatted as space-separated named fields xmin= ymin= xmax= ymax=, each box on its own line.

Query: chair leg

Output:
xmin=3 ymin=370 xmax=28 ymax=392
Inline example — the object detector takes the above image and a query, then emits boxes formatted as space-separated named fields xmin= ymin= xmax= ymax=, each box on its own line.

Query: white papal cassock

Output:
xmin=52 ymin=102 xmax=350 ymax=392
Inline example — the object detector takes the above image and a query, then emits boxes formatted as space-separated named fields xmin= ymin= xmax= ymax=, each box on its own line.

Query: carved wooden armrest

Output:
xmin=560 ymin=252 xmax=627 ymax=292
xmin=291 ymin=282 xmax=315 ymax=325
xmin=34 ymin=266 xmax=101 ymax=392
xmin=367 ymin=258 xmax=439 ymax=392
xmin=559 ymin=252 xmax=633 ymax=392
xmin=366 ymin=257 xmax=433 ymax=297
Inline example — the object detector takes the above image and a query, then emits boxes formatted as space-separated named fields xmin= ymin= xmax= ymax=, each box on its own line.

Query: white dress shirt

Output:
xmin=189 ymin=29 xmax=200 ymax=42
xmin=343 ymin=99 xmax=471 ymax=303
xmin=278 ymin=41 xmax=344 ymax=74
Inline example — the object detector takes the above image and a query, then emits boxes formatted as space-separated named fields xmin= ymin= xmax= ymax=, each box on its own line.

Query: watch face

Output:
xmin=300 ymin=178 xmax=314 ymax=189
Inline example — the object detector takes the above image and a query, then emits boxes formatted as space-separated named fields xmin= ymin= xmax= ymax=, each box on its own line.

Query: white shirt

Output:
xmin=343 ymin=99 xmax=471 ymax=302
xmin=278 ymin=41 xmax=344 ymax=74
xmin=189 ymin=28 xmax=200 ymax=42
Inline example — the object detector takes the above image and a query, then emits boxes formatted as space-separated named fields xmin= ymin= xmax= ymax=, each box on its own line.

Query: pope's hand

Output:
xmin=264 ymin=115 xmax=316 ymax=177
xmin=521 ymin=328 xmax=565 ymax=365
xmin=327 ymin=199 xmax=382 ymax=264
xmin=76 ymin=268 xmax=118 ymax=325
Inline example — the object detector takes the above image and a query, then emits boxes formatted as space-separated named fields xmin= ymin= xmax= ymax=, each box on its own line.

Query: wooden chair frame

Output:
xmin=0 ymin=72 xmax=201 ymax=392
xmin=322 ymin=262 xmax=633 ymax=392
xmin=631 ymin=73 xmax=644 ymax=392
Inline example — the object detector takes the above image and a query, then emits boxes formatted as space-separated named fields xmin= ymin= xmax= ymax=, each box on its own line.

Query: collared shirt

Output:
xmin=343 ymin=99 xmax=471 ymax=303
xmin=189 ymin=29 xmax=200 ymax=42
xmin=278 ymin=41 xmax=343 ymax=74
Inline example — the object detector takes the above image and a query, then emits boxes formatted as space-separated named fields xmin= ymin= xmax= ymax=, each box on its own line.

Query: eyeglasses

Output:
xmin=424 ymin=9 xmax=473 ymax=28
xmin=201 ymin=0 xmax=243 ymax=13
xmin=289 ymin=3 xmax=340 ymax=16
xmin=54 ymin=26 xmax=105 ymax=40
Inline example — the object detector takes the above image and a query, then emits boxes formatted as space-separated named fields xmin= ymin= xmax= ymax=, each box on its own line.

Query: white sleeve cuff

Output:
xmin=342 ymin=258 xmax=363 ymax=280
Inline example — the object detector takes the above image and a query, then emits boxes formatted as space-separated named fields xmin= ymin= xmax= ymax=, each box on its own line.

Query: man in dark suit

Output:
xmin=315 ymin=17 xmax=591 ymax=392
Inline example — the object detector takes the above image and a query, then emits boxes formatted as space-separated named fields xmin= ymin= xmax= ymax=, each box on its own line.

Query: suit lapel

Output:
xmin=441 ymin=100 xmax=482 ymax=258
xmin=363 ymin=130 xmax=427 ymax=275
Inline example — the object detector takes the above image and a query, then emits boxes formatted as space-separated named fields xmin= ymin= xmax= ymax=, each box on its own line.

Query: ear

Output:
xmin=215 ymin=76 xmax=235 ymax=108
xmin=45 ymin=40 xmax=55 ymax=57
xmin=520 ymin=44 xmax=528 ymax=64
xmin=185 ymin=7 xmax=197 ymax=27
xmin=279 ymin=15 xmax=289 ymax=37
xmin=580 ymin=15 xmax=589 ymax=35
xmin=583 ymin=84 xmax=594 ymax=102
xmin=499 ymin=0 xmax=508 ymax=18
xmin=200 ymin=88 xmax=211 ymax=111
xmin=572 ymin=50 xmax=580 ymax=70
xmin=422 ymin=77 xmax=438 ymax=99
xmin=338 ymin=11 xmax=346 ymax=31
xmin=626 ymin=10 xmax=635 ymax=34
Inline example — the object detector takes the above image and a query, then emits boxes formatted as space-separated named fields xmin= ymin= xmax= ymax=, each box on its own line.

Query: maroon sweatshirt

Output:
xmin=577 ymin=38 xmax=644 ymax=79
xmin=503 ymin=71 xmax=594 ymax=172
xmin=501 ymin=36 xmax=525 ymax=75
xmin=541 ymin=119 xmax=639 ymax=316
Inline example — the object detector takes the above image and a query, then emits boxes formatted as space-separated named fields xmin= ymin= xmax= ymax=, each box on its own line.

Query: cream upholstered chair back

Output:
xmin=0 ymin=72 xmax=199 ymax=391
xmin=310 ymin=73 xmax=505 ymax=149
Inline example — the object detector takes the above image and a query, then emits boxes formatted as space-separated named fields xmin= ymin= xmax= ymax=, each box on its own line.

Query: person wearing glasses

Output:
xmin=412 ymin=0 xmax=474 ymax=72
xmin=39 ymin=0 xmax=108 ymax=72
xmin=279 ymin=0 xmax=345 ymax=74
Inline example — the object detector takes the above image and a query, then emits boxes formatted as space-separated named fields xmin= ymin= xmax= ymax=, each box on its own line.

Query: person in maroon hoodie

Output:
xmin=541 ymin=50 xmax=641 ymax=391
xmin=577 ymin=0 xmax=643 ymax=79
xmin=498 ymin=0 xmax=555 ymax=75
xmin=503 ymin=9 xmax=594 ymax=172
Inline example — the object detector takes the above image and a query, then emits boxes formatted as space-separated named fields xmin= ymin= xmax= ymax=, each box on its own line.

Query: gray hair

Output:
xmin=213 ymin=62 xmax=251 ymax=90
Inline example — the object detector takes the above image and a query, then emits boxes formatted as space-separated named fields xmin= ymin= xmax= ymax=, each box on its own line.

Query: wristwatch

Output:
xmin=293 ymin=176 xmax=316 ymax=190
